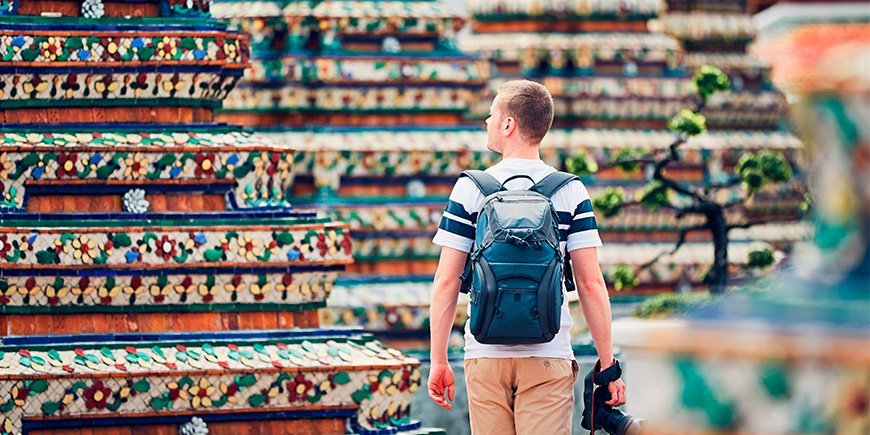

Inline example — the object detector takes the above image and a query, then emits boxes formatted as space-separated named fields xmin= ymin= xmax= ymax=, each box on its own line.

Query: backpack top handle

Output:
xmin=500 ymin=174 xmax=536 ymax=189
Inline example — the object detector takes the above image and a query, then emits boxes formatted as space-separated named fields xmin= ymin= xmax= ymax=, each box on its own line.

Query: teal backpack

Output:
xmin=459 ymin=170 xmax=578 ymax=345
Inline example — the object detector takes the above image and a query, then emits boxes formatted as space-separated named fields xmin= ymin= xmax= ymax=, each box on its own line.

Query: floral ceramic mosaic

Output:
xmin=0 ymin=271 xmax=339 ymax=310
xmin=0 ymin=33 xmax=247 ymax=65
xmin=245 ymin=55 xmax=490 ymax=84
xmin=0 ymin=334 xmax=421 ymax=434
xmin=0 ymin=138 xmax=297 ymax=209
xmin=470 ymin=0 xmax=663 ymax=18
xmin=656 ymin=12 xmax=756 ymax=42
xmin=459 ymin=32 xmax=682 ymax=66
xmin=0 ymin=71 xmax=240 ymax=107
xmin=222 ymin=85 xmax=475 ymax=112
xmin=0 ymin=226 xmax=351 ymax=267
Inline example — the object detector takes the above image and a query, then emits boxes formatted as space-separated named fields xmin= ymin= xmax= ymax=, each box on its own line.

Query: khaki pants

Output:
xmin=464 ymin=357 xmax=579 ymax=435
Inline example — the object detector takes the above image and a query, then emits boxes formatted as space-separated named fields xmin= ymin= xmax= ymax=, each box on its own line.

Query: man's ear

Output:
xmin=502 ymin=116 xmax=516 ymax=137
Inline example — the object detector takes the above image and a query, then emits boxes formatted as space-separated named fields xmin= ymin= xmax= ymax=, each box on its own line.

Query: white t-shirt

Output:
xmin=432 ymin=158 xmax=603 ymax=360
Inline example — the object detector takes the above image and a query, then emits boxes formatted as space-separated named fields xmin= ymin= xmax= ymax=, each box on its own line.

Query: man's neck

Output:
xmin=501 ymin=142 xmax=541 ymax=160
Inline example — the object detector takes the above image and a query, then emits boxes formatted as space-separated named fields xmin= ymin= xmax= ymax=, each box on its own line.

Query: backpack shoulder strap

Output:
xmin=531 ymin=171 xmax=579 ymax=198
xmin=460 ymin=170 xmax=503 ymax=197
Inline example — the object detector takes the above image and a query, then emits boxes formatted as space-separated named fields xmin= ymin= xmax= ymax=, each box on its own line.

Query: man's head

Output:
xmin=485 ymin=80 xmax=554 ymax=154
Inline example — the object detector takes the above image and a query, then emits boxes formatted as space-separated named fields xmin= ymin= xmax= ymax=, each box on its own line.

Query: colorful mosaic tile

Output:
xmin=0 ymin=226 xmax=351 ymax=267
xmin=0 ymin=271 xmax=339 ymax=310
xmin=470 ymin=0 xmax=663 ymax=19
xmin=656 ymin=12 xmax=757 ymax=43
xmin=245 ymin=55 xmax=490 ymax=84
xmin=459 ymin=32 xmax=683 ymax=68
xmin=222 ymin=85 xmax=476 ymax=112
xmin=0 ymin=332 xmax=421 ymax=434
xmin=0 ymin=32 xmax=247 ymax=65
xmin=0 ymin=71 xmax=241 ymax=108
xmin=0 ymin=136 xmax=295 ymax=209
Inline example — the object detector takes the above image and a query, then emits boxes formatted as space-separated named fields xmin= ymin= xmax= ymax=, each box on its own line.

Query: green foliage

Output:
xmin=612 ymin=148 xmax=648 ymax=173
xmin=564 ymin=152 xmax=598 ymax=176
xmin=668 ymin=109 xmax=707 ymax=136
xmin=636 ymin=292 xmax=717 ymax=319
xmin=607 ymin=265 xmax=639 ymax=291
xmin=735 ymin=150 xmax=793 ymax=194
xmin=747 ymin=248 xmax=776 ymax=269
xmin=800 ymin=191 xmax=813 ymax=215
xmin=637 ymin=181 xmax=670 ymax=211
xmin=593 ymin=187 xmax=626 ymax=218
xmin=693 ymin=65 xmax=730 ymax=104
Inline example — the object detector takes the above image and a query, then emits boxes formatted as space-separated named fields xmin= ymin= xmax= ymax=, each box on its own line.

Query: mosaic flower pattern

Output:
xmin=0 ymin=72 xmax=240 ymax=106
xmin=0 ymin=33 xmax=247 ymax=64
xmin=0 ymin=143 xmax=295 ymax=210
xmin=0 ymin=270 xmax=340 ymax=309
xmin=246 ymin=56 xmax=490 ymax=84
xmin=470 ymin=0 xmax=662 ymax=18
xmin=0 ymin=227 xmax=351 ymax=267
xmin=222 ymin=85 xmax=474 ymax=112
xmin=0 ymin=337 xmax=420 ymax=434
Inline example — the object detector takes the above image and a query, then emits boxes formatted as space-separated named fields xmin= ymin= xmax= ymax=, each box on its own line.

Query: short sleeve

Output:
xmin=431 ymin=177 xmax=481 ymax=253
xmin=565 ymin=181 xmax=603 ymax=252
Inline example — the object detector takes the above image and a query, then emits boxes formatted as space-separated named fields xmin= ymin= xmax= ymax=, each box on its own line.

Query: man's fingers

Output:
xmin=448 ymin=384 xmax=455 ymax=402
xmin=428 ymin=384 xmax=453 ymax=410
xmin=605 ymin=382 xmax=626 ymax=406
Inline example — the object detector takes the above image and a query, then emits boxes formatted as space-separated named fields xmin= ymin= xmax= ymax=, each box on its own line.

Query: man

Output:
xmin=427 ymin=80 xmax=626 ymax=434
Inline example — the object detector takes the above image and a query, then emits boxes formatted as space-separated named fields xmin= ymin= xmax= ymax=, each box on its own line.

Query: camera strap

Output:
xmin=590 ymin=359 xmax=622 ymax=433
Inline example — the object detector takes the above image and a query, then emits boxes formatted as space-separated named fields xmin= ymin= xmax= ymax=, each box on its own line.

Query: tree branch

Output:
xmin=637 ymin=224 xmax=707 ymax=271
xmin=726 ymin=219 xmax=774 ymax=232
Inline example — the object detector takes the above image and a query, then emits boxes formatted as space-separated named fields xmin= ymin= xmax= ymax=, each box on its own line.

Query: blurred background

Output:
xmin=207 ymin=0 xmax=869 ymax=433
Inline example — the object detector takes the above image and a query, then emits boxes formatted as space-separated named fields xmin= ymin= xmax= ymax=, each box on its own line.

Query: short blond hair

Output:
xmin=496 ymin=80 xmax=554 ymax=143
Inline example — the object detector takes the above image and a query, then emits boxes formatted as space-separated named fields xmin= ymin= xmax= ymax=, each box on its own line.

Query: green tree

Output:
xmin=568 ymin=66 xmax=795 ymax=294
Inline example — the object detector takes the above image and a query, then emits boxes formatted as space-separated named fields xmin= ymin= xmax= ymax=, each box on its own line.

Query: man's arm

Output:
xmin=571 ymin=246 xmax=626 ymax=406
xmin=427 ymin=246 xmax=467 ymax=410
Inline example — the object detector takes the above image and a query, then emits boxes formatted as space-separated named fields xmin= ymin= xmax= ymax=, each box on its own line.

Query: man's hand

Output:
xmin=605 ymin=378 xmax=627 ymax=407
xmin=427 ymin=362 xmax=455 ymax=410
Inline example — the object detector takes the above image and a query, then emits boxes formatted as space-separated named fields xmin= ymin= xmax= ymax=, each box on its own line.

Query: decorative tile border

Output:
xmin=0 ymin=141 xmax=295 ymax=209
xmin=352 ymin=235 xmax=440 ymax=262
xmin=222 ymin=85 xmax=475 ymax=112
xmin=459 ymin=32 xmax=682 ymax=66
xmin=245 ymin=55 xmax=490 ymax=85
xmin=656 ymin=12 xmax=756 ymax=43
xmin=683 ymin=53 xmax=771 ymax=78
xmin=0 ymin=32 xmax=248 ymax=65
xmin=0 ymin=71 xmax=241 ymax=108
xmin=0 ymin=270 xmax=339 ymax=311
xmin=0 ymin=334 xmax=421 ymax=434
xmin=0 ymin=225 xmax=352 ymax=267
xmin=470 ymin=0 xmax=662 ymax=19
xmin=328 ymin=204 xmax=444 ymax=232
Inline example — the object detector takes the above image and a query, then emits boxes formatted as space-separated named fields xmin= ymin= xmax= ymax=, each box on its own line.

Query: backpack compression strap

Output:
xmin=532 ymin=171 xmax=581 ymax=292
xmin=457 ymin=170 xmax=501 ymax=293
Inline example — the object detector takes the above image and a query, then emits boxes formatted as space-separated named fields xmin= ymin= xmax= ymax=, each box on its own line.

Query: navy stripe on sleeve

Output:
xmin=445 ymin=200 xmax=473 ymax=221
xmin=569 ymin=216 xmax=597 ymax=234
xmin=574 ymin=199 xmax=593 ymax=215
xmin=438 ymin=217 xmax=475 ymax=239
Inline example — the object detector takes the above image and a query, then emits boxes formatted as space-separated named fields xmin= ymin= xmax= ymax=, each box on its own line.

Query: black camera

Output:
xmin=580 ymin=359 xmax=643 ymax=435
